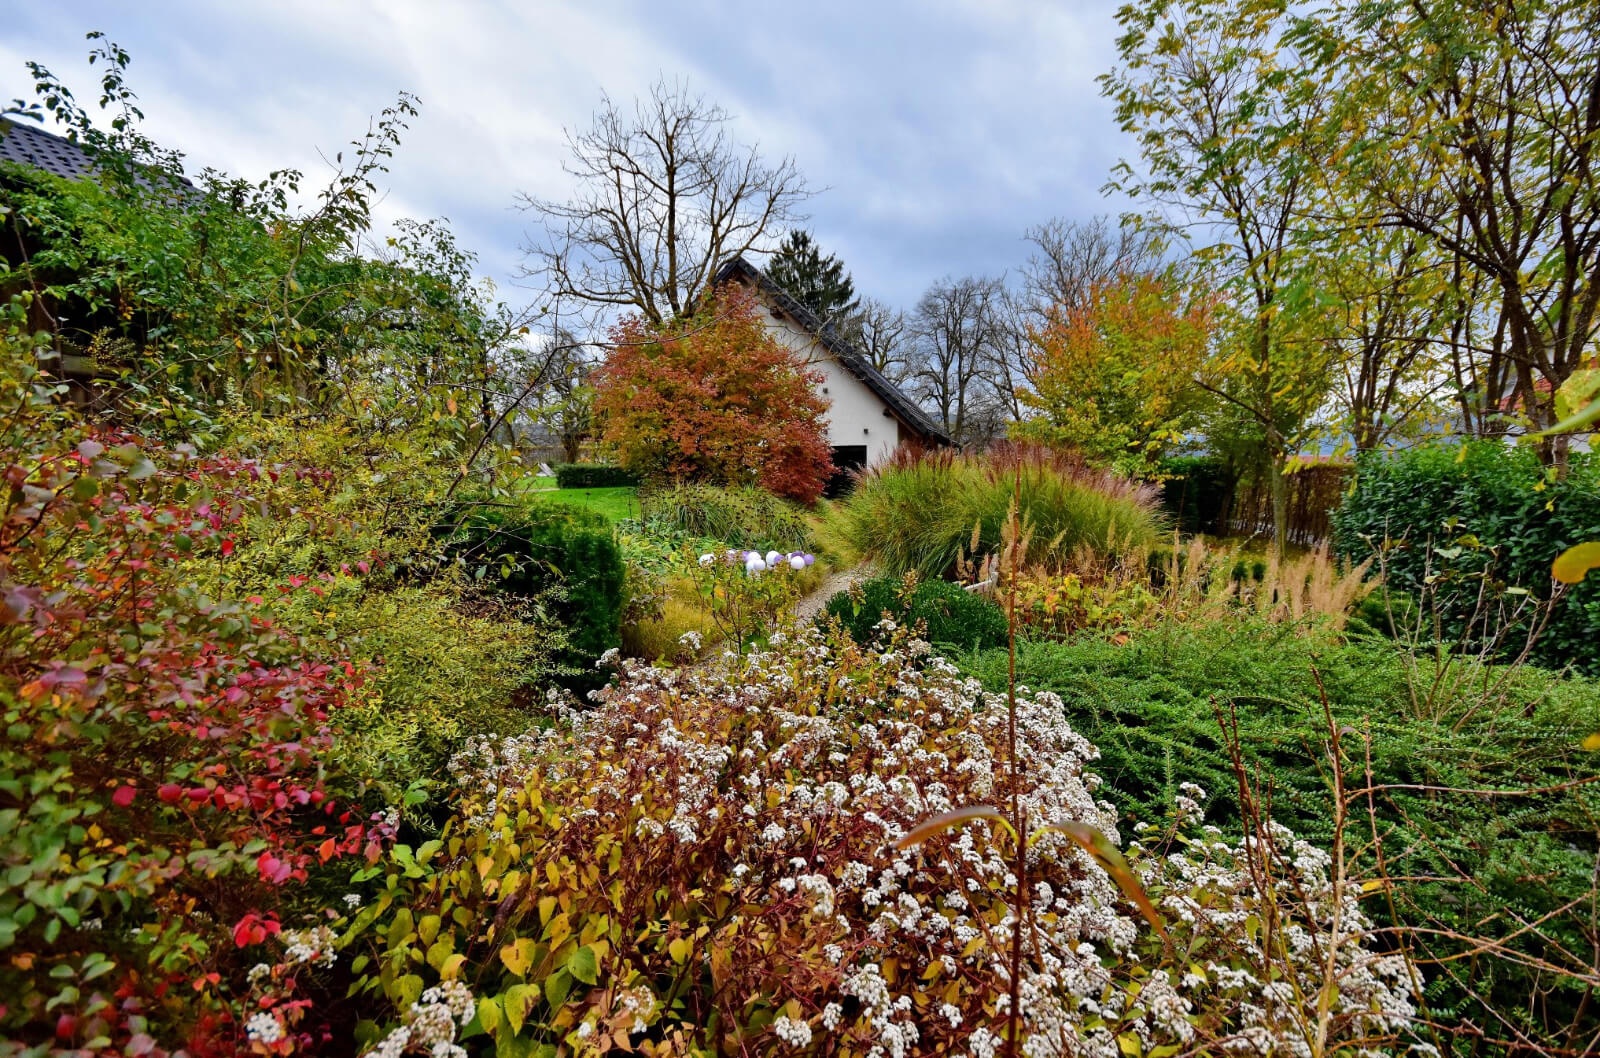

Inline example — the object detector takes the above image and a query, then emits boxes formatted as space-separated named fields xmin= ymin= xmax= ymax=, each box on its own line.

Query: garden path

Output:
xmin=793 ymin=563 xmax=876 ymax=624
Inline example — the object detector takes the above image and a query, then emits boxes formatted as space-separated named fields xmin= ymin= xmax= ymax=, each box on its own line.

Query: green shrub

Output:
xmin=1332 ymin=441 xmax=1600 ymax=672
xmin=822 ymin=443 xmax=1162 ymax=578
xmin=270 ymin=582 xmax=561 ymax=804
xmin=956 ymin=619 xmax=1600 ymax=1046
xmin=1156 ymin=454 xmax=1237 ymax=535
xmin=439 ymin=499 xmax=625 ymax=689
xmin=823 ymin=575 xmax=1009 ymax=650
xmin=639 ymin=482 xmax=815 ymax=551
xmin=554 ymin=462 xmax=639 ymax=488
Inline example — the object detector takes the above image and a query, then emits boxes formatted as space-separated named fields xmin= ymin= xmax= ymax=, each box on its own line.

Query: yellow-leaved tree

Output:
xmin=1014 ymin=269 xmax=1214 ymax=474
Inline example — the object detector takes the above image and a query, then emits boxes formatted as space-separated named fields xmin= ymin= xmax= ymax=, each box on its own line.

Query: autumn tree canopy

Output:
xmin=1015 ymin=270 xmax=1214 ymax=473
xmin=592 ymin=285 xmax=834 ymax=503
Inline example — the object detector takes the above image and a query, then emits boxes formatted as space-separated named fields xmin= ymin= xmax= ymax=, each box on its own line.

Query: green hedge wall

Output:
xmin=554 ymin=463 xmax=639 ymax=489
xmin=1156 ymin=455 xmax=1237 ymax=536
xmin=1331 ymin=441 xmax=1600 ymax=673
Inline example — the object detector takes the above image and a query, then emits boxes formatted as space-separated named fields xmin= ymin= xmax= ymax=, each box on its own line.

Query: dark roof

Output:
xmin=714 ymin=256 xmax=952 ymax=446
xmin=0 ymin=117 xmax=197 ymax=193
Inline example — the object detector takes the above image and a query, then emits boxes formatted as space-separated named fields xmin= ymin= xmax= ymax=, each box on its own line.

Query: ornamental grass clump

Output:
xmin=823 ymin=443 xmax=1162 ymax=578
xmin=342 ymin=622 xmax=1418 ymax=1057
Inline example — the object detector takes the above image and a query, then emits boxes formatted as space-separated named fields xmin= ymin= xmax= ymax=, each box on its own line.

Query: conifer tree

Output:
xmin=765 ymin=230 xmax=859 ymax=326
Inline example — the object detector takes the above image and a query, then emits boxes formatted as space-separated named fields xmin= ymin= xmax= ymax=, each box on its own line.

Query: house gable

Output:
xmin=712 ymin=256 xmax=951 ymax=463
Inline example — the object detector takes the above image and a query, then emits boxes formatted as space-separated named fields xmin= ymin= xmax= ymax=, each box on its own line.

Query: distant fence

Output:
xmin=1159 ymin=458 xmax=1354 ymax=547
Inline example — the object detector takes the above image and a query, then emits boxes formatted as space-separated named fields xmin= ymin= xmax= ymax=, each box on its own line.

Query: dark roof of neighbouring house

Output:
xmin=713 ymin=256 xmax=952 ymax=445
xmin=0 ymin=117 xmax=197 ymax=193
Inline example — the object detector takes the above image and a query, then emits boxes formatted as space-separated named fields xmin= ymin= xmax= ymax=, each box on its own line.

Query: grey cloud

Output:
xmin=6 ymin=0 xmax=1136 ymax=309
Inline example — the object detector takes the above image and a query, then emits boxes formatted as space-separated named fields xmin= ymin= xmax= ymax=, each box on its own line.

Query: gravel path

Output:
xmin=794 ymin=563 xmax=875 ymax=623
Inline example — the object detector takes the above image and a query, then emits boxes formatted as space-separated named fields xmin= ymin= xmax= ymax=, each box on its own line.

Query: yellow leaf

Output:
xmin=503 ymin=983 xmax=537 ymax=1035
xmin=668 ymin=937 xmax=690 ymax=964
xmin=417 ymin=914 xmax=440 ymax=946
xmin=1581 ymin=733 xmax=1600 ymax=752
xmin=500 ymin=938 xmax=536 ymax=978
xmin=1552 ymin=542 xmax=1600 ymax=585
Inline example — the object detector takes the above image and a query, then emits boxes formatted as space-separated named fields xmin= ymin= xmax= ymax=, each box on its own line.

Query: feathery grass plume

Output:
xmin=824 ymin=442 xmax=1162 ymax=578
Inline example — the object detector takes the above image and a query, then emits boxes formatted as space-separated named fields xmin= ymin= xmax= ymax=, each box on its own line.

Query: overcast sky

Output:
xmin=5 ymin=1 xmax=1137 ymax=311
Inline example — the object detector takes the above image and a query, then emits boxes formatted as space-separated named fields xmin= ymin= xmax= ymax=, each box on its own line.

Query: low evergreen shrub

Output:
xmin=956 ymin=620 xmax=1600 ymax=1046
xmin=553 ymin=462 xmax=639 ymax=488
xmin=1332 ymin=441 xmax=1600 ymax=673
xmin=439 ymin=499 xmax=625 ymax=689
xmin=822 ymin=575 xmax=1008 ymax=650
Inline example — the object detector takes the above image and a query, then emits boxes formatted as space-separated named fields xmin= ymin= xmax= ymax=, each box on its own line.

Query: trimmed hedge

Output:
xmin=822 ymin=576 xmax=1008 ymax=651
xmin=1156 ymin=455 xmax=1236 ymax=536
xmin=554 ymin=463 xmax=639 ymax=489
xmin=1332 ymin=442 xmax=1600 ymax=673
xmin=440 ymin=499 xmax=626 ymax=689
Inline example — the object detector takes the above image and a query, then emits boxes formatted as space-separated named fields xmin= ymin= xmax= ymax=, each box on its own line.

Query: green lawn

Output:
xmin=528 ymin=486 xmax=640 ymax=522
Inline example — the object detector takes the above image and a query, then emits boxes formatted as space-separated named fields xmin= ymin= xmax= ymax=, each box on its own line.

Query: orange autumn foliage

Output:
xmin=1017 ymin=271 xmax=1214 ymax=473
xmin=593 ymin=285 xmax=834 ymax=503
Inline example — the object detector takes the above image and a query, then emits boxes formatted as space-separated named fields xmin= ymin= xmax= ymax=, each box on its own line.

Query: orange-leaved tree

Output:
xmin=1015 ymin=270 xmax=1213 ymax=474
xmin=593 ymin=284 xmax=834 ymax=503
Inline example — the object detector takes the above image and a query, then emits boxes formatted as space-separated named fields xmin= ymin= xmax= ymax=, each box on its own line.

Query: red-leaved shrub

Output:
xmin=0 ymin=397 xmax=392 ymax=1054
xmin=593 ymin=284 xmax=834 ymax=504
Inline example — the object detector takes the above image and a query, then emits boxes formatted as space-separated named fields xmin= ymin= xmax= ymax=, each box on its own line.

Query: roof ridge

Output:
xmin=713 ymin=255 xmax=951 ymax=446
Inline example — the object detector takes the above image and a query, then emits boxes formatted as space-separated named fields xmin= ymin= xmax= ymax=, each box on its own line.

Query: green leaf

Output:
xmin=542 ymin=968 xmax=572 ymax=1010
xmin=566 ymin=944 xmax=598 ymax=986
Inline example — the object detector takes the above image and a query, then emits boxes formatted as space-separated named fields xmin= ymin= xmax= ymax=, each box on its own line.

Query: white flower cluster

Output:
xmin=445 ymin=624 xmax=1419 ymax=1057
xmin=772 ymin=1014 xmax=813 ymax=1047
xmin=363 ymin=980 xmax=475 ymax=1058
xmin=281 ymin=924 xmax=337 ymax=967
xmin=245 ymin=1011 xmax=283 ymax=1044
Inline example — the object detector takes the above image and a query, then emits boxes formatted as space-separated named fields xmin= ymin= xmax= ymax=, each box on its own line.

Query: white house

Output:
xmin=712 ymin=257 xmax=950 ymax=483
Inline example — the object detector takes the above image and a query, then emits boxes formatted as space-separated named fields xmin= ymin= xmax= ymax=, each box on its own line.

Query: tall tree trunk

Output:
xmin=1268 ymin=450 xmax=1289 ymax=558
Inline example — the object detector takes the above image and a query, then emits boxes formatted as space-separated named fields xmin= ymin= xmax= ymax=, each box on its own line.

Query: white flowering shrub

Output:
xmin=341 ymin=623 xmax=1418 ymax=1056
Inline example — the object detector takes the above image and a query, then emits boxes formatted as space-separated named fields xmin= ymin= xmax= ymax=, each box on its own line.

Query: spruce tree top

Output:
xmin=765 ymin=230 xmax=859 ymax=327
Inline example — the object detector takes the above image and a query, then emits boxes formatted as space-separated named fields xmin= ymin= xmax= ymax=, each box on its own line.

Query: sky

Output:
xmin=3 ymin=1 xmax=1138 ymax=312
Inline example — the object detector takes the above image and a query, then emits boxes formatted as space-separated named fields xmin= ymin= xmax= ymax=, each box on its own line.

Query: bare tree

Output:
xmin=908 ymin=276 xmax=1010 ymax=445
xmin=985 ymin=289 xmax=1035 ymax=422
xmin=845 ymin=296 xmax=911 ymax=384
xmin=1019 ymin=215 xmax=1166 ymax=319
xmin=518 ymin=78 xmax=812 ymax=327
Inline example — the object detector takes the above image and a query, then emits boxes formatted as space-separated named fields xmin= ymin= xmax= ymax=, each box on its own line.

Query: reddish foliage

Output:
xmin=592 ymin=284 xmax=834 ymax=503
xmin=0 ymin=428 xmax=391 ymax=1055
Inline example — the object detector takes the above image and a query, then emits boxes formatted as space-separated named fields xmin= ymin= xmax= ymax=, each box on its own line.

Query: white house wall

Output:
xmin=756 ymin=309 xmax=902 ymax=465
